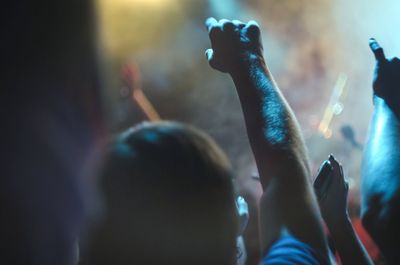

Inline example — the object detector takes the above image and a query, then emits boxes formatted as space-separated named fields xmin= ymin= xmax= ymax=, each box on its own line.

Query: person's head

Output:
xmin=3 ymin=1 xmax=102 ymax=265
xmin=85 ymin=121 xmax=238 ymax=265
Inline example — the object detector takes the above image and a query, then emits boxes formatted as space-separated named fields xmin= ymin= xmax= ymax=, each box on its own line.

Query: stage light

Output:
xmin=318 ymin=73 xmax=347 ymax=137
xmin=96 ymin=0 xmax=183 ymax=59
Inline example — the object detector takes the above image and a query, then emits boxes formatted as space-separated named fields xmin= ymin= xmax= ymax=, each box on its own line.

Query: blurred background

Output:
xmin=96 ymin=0 xmax=400 ymax=206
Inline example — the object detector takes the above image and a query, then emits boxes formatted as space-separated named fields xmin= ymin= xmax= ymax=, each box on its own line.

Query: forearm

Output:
xmin=361 ymin=96 xmax=400 ymax=254
xmin=230 ymin=55 xmax=309 ymax=188
xmin=361 ymin=96 xmax=400 ymax=220
xmin=132 ymin=90 xmax=161 ymax=122
xmin=328 ymin=217 xmax=373 ymax=265
xmin=230 ymin=54 xmax=327 ymax=255
xmin=205 ymin=18 xmax=327 ymax=257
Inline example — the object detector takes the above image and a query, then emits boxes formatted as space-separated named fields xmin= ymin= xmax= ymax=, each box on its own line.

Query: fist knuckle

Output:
xmin=391 ymin=57 xmax=400 ymax=64
xmin=247 ymin=24 xmax=260 ymax=33
xmin=222 ymin=21 xmax=235 ymax=32
xmin=248 ymin=23 xmax=259 ymax=30
xmin=245 ymin=25 xmax=260 ymax=40
xmin=209 ymin=26 xmax=222 ymax=39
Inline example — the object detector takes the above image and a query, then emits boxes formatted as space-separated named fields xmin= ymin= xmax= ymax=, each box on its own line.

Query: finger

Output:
xmin=205 ymin=17 xmax=218 ymax=32
xmin=329 ymin=155 xmax=340 ymax=172
xmin=328 ymin=154 xmax=343 ymax=183
xmin=313 ymin=159 xmax=332 ymax=198
xmin=389 ymin=57 xmax=400 ymax=65
xmin=344 ymin=179 xmax=349 ymax=191
xmin=331 ymin=155 xmax=348 ymax=186
xmin=244 ymin=20 xmax=261 ymax=39
xmin=315 ymin=160 xmax=332 ymax=181
xmin=208 ymin=24 xmax=223 ymax=42
xmin=205 ymin=48 xmax=214 ymax=62
xmin=328 ymin=154 xmax=337 ymax=169
xmin=339 ymin=165 xmax=345 ymax=185
xmin=205 ymin=49 xmax=222 ymax=70
xmin=219 ymin=19 xmax=235 ymax=32
xmin=369 ymin=38 xmax=386 ymax=63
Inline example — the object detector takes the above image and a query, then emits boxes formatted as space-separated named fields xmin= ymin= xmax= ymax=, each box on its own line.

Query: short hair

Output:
xmin=85 ymin=122 xmax=237 ymax=265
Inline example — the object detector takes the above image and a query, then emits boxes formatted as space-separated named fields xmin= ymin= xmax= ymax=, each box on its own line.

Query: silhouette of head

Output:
xmin=86 ymin=122 xmax=237 ymax=265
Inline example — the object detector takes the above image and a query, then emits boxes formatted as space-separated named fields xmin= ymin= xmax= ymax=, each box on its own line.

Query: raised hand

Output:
xmin=121 ymin=63 xmax=161 ymax=121
xmin=314 ymin=155 xmax=349 ymax=227
xmin=205 ymin=18 xmax=329 ymax=257
xmin=314 ymin=156 xmax=374 ymax=265
xmin=205 ymin=18 xmax=264 ymax=73
xmin=369 ymin=39 xmax=400 ymax=113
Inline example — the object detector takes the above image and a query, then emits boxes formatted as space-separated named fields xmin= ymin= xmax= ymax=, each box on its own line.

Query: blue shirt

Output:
xmin=261 ymin=235 xmax=330 ymax=265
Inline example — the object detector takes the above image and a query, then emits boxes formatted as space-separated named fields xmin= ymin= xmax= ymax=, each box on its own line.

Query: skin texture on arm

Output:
xmin=205 ymin=18 xmax=328 ymax=257
xmin=314 ymin=155 xmax=373 ymax=265
xmin=361 ymin=39 xmax=400 ymax=263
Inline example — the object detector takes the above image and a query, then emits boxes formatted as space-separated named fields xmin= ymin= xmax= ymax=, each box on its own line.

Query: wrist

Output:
xmin=228 ymin=52 xmax=266 ymax=76
xmin=325 ymin=213 xmax=351 ymax=232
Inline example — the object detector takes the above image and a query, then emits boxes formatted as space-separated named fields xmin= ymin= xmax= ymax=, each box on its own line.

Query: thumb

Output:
xmin=205 ymin=48 xmax=216 ymax=67
xmin=369 ymin=38 xmax=386 ymax=63
xmin=205 ymin=48 xmax=225 ymax=72
xmin=205 ymin=48 xmax=213 ymax=61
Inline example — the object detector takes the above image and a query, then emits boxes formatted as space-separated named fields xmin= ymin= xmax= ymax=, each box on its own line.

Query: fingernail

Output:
xmin=205 ymin=49 xmax=212 ymax=60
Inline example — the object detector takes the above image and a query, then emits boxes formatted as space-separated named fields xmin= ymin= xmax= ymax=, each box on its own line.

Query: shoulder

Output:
xmin=261 ymin=235 xmax=331 ymax=265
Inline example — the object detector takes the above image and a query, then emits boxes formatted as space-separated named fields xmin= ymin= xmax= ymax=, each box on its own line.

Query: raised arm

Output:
xmin=360 ymin=39 xmax=400 ymax=263
xmin=314 ymin=155 xmax=373 ymax=265
xmin=121 ymin=63 xmax=161 ymax=122
xmin=205 ymin=18 xmax=328 ymax=258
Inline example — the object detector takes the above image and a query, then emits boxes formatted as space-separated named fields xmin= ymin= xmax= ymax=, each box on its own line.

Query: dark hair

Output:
xmin=85 ymin=122 xmax=237 ymax=265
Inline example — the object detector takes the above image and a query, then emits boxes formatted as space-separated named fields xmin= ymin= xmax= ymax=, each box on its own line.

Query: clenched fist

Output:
xmin=205 ymin=18 xmax=264 ymax=73
xmin=369 ymin=38 xmax=400 ymax=113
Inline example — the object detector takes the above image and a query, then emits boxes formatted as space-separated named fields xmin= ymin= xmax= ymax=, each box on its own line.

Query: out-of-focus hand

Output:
xmin=121 ymin=63 xmax=142 ymax=93
xmin=205 ymin=18 xmax=264 ymax=73
xmin=369 ymin=39 xmax=400 ymax=109
xmin=314 ymin=155 xmax=349 ymax=227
